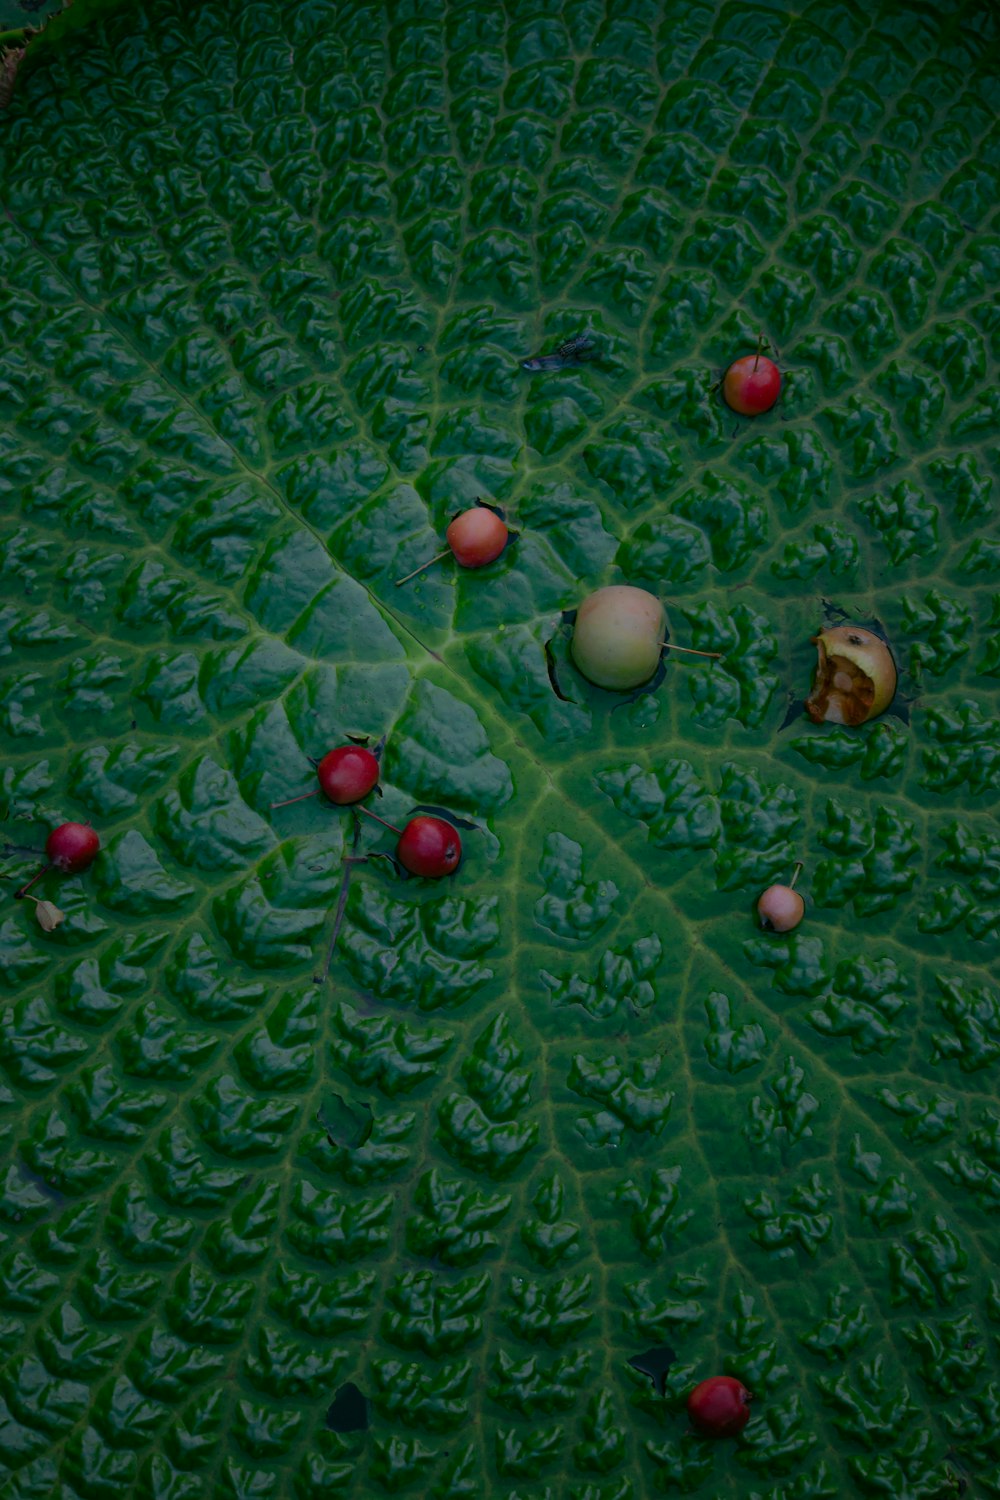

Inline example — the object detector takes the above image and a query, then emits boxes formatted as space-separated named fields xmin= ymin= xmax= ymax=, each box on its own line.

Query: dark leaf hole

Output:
xmin=326 ymin=1382 xmax=369 ymax=1433
xmin=472 ymin=496 xmax=505 ymax=520
xmin=367 ymin=848 xmax=402 ymax=878
xmin=408 ymin=805 xmax=479 ymax=832
xmin=820 ymin=597 xmax=853 ymax=626
xmin=821 ymin=601 xmax=893 ymax=651
xmin=627 ymin=1345 xmax=677 ymax=1397
xmin=779 ymin=694 xmax=806 ymax=732
xmin=611 ymin=656 xmax=665 ymax=711
xmin=544 ymin=635 xmax=572 ymax=702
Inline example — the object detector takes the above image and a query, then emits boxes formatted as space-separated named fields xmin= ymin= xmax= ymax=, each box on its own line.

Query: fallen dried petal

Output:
xmin=33 ymin=899 xmax=66 ymax=931
xmin=0 ymin=47 xmax=26 ymax=112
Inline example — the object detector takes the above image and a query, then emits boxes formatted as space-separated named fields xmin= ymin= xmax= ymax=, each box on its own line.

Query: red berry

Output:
xmin=317 ymin=746 xmax=380 ymax=805
xmin=45 ymin=822 xmax=100 ymax=874
xmin=396 ymin=816 xmax=462 ymax=878
xmin=446 ymin=507 xmax=508 ymax=569
xmin=722 ymin=354 xmax=781 ymax=415
xmin=687 ymin=1376 xmax=752 ymax=1438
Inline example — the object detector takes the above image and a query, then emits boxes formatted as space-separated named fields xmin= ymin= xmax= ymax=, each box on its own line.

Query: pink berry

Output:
xmin=723 ymin=354 xmax=781 ymax=415
xmin=396 ymin=816 xmax=462 ymax=878
xmin=45 ymin=823 xmax=100 ymax=874
xmin=687 ymin=1376 xmax=752 ymax=1438
xmin=317 ymin=747 xmax=380 ymax=805
xmin=446 ymin=507 xmax=508 ymax=569
xmin=757 ymin=884 xmax=805 ymax=933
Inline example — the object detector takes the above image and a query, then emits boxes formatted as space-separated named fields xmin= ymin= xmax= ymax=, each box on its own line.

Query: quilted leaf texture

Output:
xmin=1 ymin=0 xmax=999 ymax=1495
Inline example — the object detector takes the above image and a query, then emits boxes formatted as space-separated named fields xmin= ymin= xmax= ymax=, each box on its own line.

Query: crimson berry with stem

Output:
xmin=317 ymin=746 xmax=379 ymax=804
xmin=687 ymin=1376 xmax=752 ymax=1437
xmin=396 ymin=815 xmax=462 ymax=877
xmin=356 ymin=805 xmax=462 ymax=879
xmin=395 ymin=505 xmax=509 ymax=586
xmin=14 ymin=822 xmax=100 ymax=899
xmin=270 ymin=745 xmax=380 ymax=811
xmin=48 ymin=823 xmax=100 ymax=871
xmin=723 ymin=332 xmax=780 ymax=415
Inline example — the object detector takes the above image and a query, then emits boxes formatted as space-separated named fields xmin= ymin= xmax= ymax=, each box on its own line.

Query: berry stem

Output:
xmin=789 ymin=860 xmax=804 ymax=890
xmin=269 ymin=788 xmax=319 ymax=810
xmin=317 ymin=828 xmax=363 ymax=982
xmin=394 ymin=550 xmax=449 ymax=587
xmin=659 ymin=641 xmax=723 ymax=660
xmin=357 ymin=804 xmax=402 ymax=836
xmin=14 ymin=864 xmax=48 ymax=899
xmin=754 ymin=330 xmax=763 ymax=371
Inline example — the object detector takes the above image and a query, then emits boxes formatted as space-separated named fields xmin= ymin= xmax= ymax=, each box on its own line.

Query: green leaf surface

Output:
xmin=1 ymin=0 xmax=999 ymax=1495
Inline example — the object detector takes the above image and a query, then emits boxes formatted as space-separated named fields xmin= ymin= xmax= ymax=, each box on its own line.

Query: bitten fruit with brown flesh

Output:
xmin=805 ymin=625 xmax=896 ymax=726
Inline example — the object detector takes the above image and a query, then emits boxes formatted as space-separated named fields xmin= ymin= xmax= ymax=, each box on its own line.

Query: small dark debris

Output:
xmin=326 ymin=1382 xmax=369 ymax=1433
xmin=627 ymin=1345 xmax=677 ymax=1397
xmin=17 ymin=1159 xmax=64 ymax=1204
xmin=521 ymin=331 xmax=595 ymax=373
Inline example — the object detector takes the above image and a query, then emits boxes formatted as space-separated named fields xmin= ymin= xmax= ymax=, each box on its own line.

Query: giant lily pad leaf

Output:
xmin=1 ymin=0 xmax=999 ymax=1496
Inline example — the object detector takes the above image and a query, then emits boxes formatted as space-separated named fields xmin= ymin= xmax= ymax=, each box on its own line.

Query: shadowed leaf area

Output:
xmin=1 ymin=0 xmax=999 ymax=1495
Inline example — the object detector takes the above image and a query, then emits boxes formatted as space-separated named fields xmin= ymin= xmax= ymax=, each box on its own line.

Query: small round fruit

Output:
xmin=571 ymin=585 xmax=665 ymax=691
xmin=396 ymin=816 xmax=462 ymax=878
xmin=805 ymin=625 xmax=896 ymax=727
xmin=723 ymin=354 xmax=781 ymax=415
xmin=446 ymin=507 xmax=509 ymax=569
xmin=46 ymin=823 xmax=100 ymax=874
xmin=687 ymin=1376 xmax=752 ymax=1438
xmin=757 ymin=884 xmax=805 ymax=933
xmin=317 ymin=746 xmax=380 ymax=805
